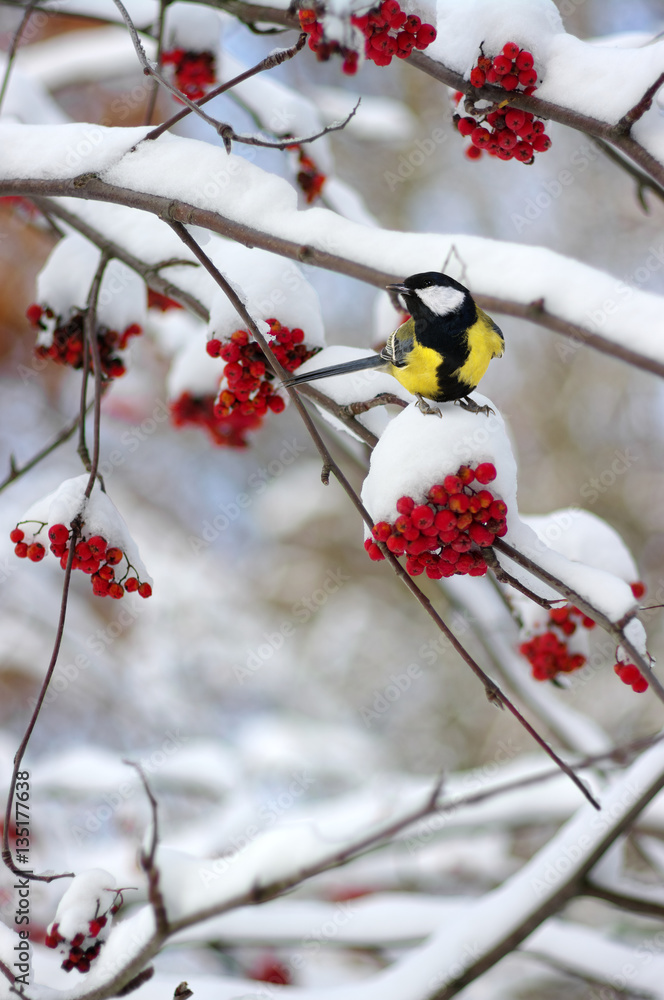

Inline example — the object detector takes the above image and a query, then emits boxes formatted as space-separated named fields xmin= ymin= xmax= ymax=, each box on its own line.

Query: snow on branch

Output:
xmin=1 ymin=126 xmax=664 ymax=379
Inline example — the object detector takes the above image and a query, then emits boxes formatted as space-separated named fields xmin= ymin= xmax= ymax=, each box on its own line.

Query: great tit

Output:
xmin=283 ymin=272 xmax=504 ymax=416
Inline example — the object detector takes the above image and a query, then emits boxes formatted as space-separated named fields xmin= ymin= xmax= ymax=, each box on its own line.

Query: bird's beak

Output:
xmin=386 ymin=282 xmax=409 ymax=295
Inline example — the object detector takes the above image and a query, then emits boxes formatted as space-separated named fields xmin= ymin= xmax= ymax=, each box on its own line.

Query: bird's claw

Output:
xmin=415 ymin=394 xmax=442 ymax=417
xmin=456 ymin=397 xmax=495 ymax=417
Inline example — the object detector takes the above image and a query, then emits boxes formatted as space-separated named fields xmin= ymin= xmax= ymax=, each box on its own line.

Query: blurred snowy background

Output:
xmin=1 ymin=1 xmax=664 ymax=995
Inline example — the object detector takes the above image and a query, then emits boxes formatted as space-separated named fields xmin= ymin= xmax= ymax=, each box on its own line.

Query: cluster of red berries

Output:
xmin=299 ymin=1 xmax=436 ymax=73
xmin=290 ymin=143 xmax=326 ymax=203
xmin=26 ymin=304 xmax=141 ymax=379
xmin=520 ymin=581 xmax=649 ymax=692
xmin=365 ymin=462 xmax=506 ymax=579
xmin=171 ymin=392 xmax=263 ymax=449
xmin=173 ymin=322 xmax=318 ymax=448
xmin=614 ymin=582 xmax=649 ymax=693
xmin=453 ymin=42 xmax=551 ymax=163
xmin=520 ymin=604 xmax=595 ymax=682
xmin=614 ymin=661 xmax=648 ymax=694
xmin=147 ymin=289 xmax=183 ymax=311
xmin=162 ymin=48 xmax=216 ymax=101
xmin=10 ymin=524 xmax=152 ymax=600
xmin=46 ymin=898 xmax=121 ymax=973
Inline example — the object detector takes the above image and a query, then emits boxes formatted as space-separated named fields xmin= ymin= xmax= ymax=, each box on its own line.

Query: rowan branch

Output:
xmin=4 ymin=177 xmax=663 ymax=381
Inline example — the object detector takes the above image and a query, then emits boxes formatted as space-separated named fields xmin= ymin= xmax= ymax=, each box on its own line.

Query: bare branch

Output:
xmin=0 ymin=407 xmax=91 ymax=494
xmin=4 ymin=177 xmax=663 ymax=382
xmin=0 ymin=1 xmax=38 ymax=112
xmin=123 ymin=761 xmax=169 ymax=936
xmin=617 ymin=70 xmax=664 ymax=133
xmin=145 ymin=33 xmax=308 ymax=142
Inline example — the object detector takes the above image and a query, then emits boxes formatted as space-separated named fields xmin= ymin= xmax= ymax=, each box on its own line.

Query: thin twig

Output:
xmin=1 ymin=518 xmax=79 ymax=882
xmin=617 ymin=70 xmax=664 ymax=133
xmin=144 ymin=33 xmax=308 ymax=142
xmin=77 ymin=316 xmax=92 ymax=471
xmin=30 ymin=196 xmax=208 ymax=319
xmin=581 ymin=880 xmax=664 ymax=920
xmin=83 ymin=254 xmax=109 ymax=497
xmin=591 ymin=135 xmax=664 ymax=208
xmin=0 ymin=0 xmax=38 ymax=112
xmin=484 ymin=546 xmax=553 ymax=610
xmin=143 ymin=0 xmax=167 ymax=126
xmin=123 ymin=761 xmax=169 ymax=935
xmin=112 ymin=0 xmax=250 ymax=141
xmin=0 ymin=406 xmax=91 ymax=494
xmin=217 ymin=99 xmax=360 ymax=152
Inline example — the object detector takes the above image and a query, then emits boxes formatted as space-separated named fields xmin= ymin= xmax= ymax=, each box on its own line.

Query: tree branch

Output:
xmin=4 ymin=177 xmax=663 ymax=381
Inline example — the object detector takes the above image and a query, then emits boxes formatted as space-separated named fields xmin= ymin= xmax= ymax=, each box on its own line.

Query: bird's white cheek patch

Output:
xmin=416 ymin=285 xmax=465 ymax=316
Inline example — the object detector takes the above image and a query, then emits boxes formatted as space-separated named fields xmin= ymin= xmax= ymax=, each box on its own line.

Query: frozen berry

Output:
xmin=138 ymin=582 xmax=152 ymax=598
xmin=27 ymin=542 xmax=45 ymax=562
xmin=475 ymin=463 xmax=496 ymax=484
xmin=9 ymin=527 xmax=25 ymax=543
xmin=515 ymin=49 xmax=534 ymax=71
xmin=469 ymin=67 xmax=486 ymax=88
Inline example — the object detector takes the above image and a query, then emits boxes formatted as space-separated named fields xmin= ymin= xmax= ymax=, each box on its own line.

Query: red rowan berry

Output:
xmin=105 ymin=547 xmax=123 ymax=565
xmin=14 ymin=542 xmax=28 ymax=558
xmin=492 ymin=54 xmax=512 ymax=75
xmin=469 ymin=67 xmax=486 ymax=88
xmin=475 ymin=463 xmax=496 ymax=484
xmin=27 ymin=543 xmax=45 ymax=562
xmin=515 ymin=49 xmax=534 ymax=71
xmin=502 ymin=41 xmax=519 ymax=59
xmin=138 ymin=582 xmax=152 ymax=598
xmin=10 ymin=527 xmax=24 ymax=543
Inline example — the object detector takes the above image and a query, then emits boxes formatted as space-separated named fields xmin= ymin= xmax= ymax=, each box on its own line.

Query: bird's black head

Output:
xmin=386 ymin=272 xmax=475 ymax=342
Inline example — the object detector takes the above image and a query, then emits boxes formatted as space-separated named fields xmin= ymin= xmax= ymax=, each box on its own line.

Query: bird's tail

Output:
xmin=282 ymin=353 xmax=384 ymax=388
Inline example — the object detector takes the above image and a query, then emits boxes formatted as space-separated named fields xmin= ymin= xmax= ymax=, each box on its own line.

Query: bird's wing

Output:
xmin=380 ymin=318 xmax=415 ymax=368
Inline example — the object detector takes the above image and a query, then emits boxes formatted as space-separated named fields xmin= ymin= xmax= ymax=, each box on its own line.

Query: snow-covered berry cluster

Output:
xmin=10 ymin=523 xmax=152 ymax=600
xmin=45 ymin=873 xmax=122 ymax=974
xmin=299 ymin=2 xmax=436 ymax=73
xmin=453 ymin=42 xmax=551 ymax=163
xmin=27 ymin=304 xmax=141 ymax=379
xmin=162 ymin=48 xmax=216 ymax=100
xmin=520 ymin=604 xmax=595 ymax=682
xmin=172 ymin=322 xmax=319 ymax=448
xmin=364 ymin=462 xmax=506 ymax=579
xmin=290 ymin=143 xmax=326 ymax=203
xmin=520 ymin=581 xmax=648 ymax=691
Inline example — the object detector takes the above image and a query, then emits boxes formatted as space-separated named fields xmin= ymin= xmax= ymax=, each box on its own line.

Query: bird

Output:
xmin=282 ymin=271 xmax=504 ymax=416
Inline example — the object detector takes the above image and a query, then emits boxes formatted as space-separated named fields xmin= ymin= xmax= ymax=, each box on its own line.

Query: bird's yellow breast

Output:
xmin=453 ymin=309 xmax=504 ymax=389
xmin=388 ymin=342 xmax=441 ymax=399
